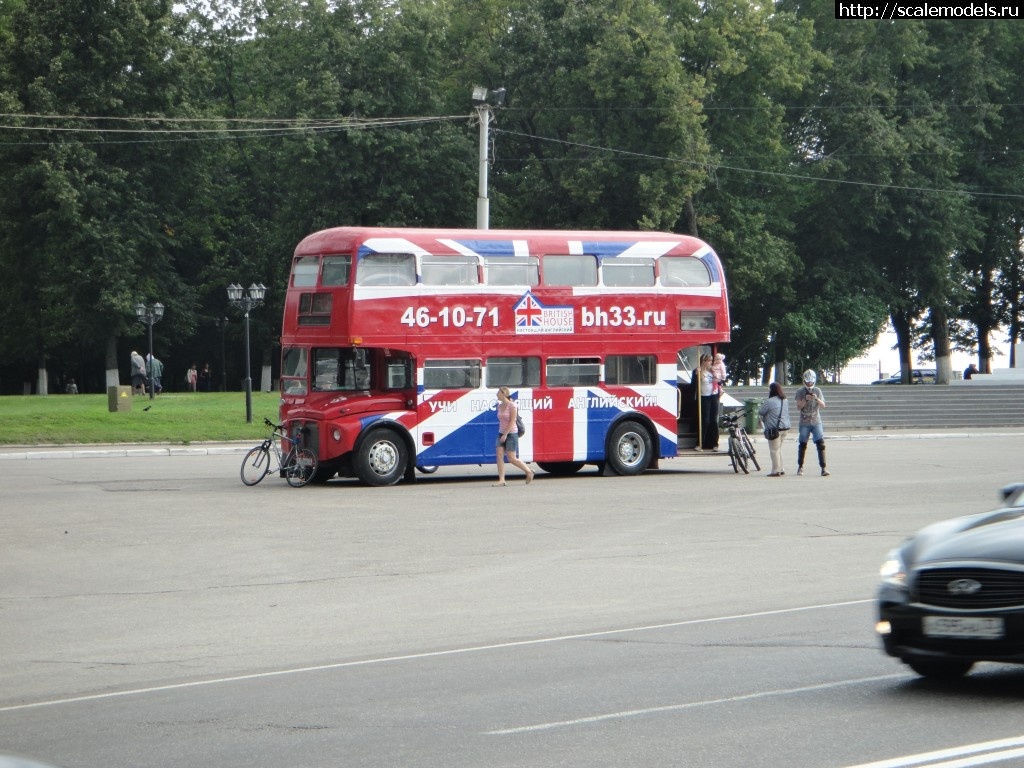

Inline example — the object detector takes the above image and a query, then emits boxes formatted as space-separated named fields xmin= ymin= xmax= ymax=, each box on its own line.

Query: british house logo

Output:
xmin=513 ymin=292 xmax=574 ymax=335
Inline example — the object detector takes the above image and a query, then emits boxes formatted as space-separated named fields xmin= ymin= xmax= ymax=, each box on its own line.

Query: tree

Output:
xmin=0 ymin=0 xmax=192 ymax=393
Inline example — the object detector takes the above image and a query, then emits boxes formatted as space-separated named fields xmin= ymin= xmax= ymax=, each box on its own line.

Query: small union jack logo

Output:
xmin=515 ymin=293 xmax=544 ymax=327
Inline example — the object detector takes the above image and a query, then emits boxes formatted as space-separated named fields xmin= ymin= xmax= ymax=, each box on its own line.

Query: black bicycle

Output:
xmin=241 ymin=418 xmax=319 ymax=487
xmin=720 ymin=411 xmax=760 ymax=474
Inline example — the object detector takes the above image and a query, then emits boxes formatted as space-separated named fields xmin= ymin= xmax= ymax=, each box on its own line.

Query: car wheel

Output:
xmin=905 ymin=657 xmax=974 ymax=679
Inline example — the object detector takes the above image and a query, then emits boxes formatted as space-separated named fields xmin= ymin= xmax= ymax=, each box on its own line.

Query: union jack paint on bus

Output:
xmin=278 ymin=227 xmax=729 ymax=486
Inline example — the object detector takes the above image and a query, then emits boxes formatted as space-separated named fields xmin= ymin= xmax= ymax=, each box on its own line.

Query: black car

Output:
xmin=871 ymin=368 xmax=936 ymax=385
xmin=876 ymin=482 xmax=1024 ymax=678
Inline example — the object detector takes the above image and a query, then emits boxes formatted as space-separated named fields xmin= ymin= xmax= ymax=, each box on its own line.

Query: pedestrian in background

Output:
xmin=186 ymin=363 xmax=198 ymax=392
xmin=758 ymin=382 xmax=791 ymax=477
xmin=198 ymin=362 xmax=212 ymax=392
xmin=147 ymin=354 xmax=164 ymax=395
xmin=130 ymin=350 xmax=147 ymax=395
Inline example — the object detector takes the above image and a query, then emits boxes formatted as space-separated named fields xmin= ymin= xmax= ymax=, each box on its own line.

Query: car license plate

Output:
xmin=922 ymin=616 xmax=1004 ymax=639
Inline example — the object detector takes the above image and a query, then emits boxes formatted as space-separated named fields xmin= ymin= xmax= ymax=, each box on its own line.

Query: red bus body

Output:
xmin=279 ymin=227 xmax=729 ymax=485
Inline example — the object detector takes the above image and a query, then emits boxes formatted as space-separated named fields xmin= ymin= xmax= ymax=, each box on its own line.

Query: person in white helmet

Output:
xmin=795 ymin=369 xmax=829 ymax=476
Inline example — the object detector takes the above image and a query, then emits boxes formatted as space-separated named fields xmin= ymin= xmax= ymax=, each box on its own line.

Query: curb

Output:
xmin=0 ymin=443 xmax=250 ymax=461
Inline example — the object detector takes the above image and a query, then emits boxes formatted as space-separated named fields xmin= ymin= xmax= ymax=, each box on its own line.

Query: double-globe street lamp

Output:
xmin=226 ymin=283 xmax=266 ymax=423
xmin=134 ymin=301 xmax=164 ymax=401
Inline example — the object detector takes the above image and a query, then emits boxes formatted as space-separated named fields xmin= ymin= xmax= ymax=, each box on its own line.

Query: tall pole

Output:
xmin=220 ymin=318 xmax=228 ymax=392
xmin=147 ymin=320 xmax=155 ymax=401
xmin=476 ymin=104 xmax=489 ymax=230
xmin=243 ymin=307 xmax=253 ymax=424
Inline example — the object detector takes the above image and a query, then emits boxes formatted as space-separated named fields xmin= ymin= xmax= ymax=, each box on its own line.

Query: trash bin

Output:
xmin=107 ymin=385 xmax=132 ymax=413
xmin=744 ymin=400 xmax=760 ymax=433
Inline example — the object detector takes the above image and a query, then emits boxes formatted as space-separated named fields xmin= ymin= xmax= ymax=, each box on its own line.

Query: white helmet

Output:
xmin=803 ymin=369 xmax=817 ymax=387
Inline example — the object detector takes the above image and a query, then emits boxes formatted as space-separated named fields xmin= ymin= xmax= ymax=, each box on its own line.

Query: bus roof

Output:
xmin=294 ymin=226 xmax=713 ymax=257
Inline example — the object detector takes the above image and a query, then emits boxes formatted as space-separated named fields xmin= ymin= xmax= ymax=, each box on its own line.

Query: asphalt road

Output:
xmin=3 ymin=432 xmax=1024 ymax=767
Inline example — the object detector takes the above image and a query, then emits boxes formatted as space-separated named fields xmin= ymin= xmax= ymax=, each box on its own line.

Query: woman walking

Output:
xmin=494 ymin=386 xmax=534 ymax=486
xmin=758 ymin=382 xmax=791 ymax=476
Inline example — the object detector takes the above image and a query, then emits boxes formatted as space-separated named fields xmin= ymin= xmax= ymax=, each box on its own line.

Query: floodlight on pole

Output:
xmin=472 ymin=85 xmax=505 ymax=230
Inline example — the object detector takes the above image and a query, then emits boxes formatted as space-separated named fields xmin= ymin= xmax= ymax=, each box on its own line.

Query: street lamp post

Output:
xmin=134 ymin=301 xmax=165 ymax=401
xmin=226 ymin=283 xmax=266 ymax=423
xmin=471 ymin=85 xmax=505 ymax=230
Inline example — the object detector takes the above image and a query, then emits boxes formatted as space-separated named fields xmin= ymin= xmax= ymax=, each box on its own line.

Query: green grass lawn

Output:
xmin=0 ymin=391 xmax=282 ymax=445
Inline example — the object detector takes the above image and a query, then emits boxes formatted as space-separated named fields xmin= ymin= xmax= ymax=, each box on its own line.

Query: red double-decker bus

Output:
xmin=278 ymin=227 xmax=729 ymax=485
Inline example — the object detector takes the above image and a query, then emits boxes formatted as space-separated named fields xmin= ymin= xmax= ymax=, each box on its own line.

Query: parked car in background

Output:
xmin=871 ymin=368 xmax=936 ymax=385
xmin=876 ymin=482 xmax=1024 ymax=678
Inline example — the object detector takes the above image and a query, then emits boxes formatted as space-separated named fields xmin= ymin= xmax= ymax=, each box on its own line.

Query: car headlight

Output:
xmin=879 ymin=548 xmax=907 ymax=586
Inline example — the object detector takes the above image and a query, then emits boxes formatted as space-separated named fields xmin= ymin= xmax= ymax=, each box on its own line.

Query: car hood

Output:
xmin=910 ymin=509 xmax=1024 ymax=565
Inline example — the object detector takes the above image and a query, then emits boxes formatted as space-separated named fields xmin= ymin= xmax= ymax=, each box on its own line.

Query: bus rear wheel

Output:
xmin=607 ymin=420 xmax=652 ymax=476
xmin=356 ymin=429 xmax=408 ymax=486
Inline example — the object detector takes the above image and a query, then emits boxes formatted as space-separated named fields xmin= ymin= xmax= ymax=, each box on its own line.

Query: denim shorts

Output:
xmin=498 ymin=432 xmax=520 ymax=454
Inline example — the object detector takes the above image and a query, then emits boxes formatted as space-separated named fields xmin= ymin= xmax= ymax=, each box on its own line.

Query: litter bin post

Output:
xmin=744 ymin=400 xmax=760 ymax=433
xmin=107 ymin=385 xmax=132 ymax=413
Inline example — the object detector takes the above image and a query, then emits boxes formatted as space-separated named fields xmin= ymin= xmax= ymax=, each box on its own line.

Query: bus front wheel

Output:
xmin=355 ymin=429 xmax=408 ymax=486
xmin=607 ymin=421 xmax=652 ymax=476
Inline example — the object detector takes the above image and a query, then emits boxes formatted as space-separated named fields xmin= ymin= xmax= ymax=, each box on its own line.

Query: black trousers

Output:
xmin=700 ymin=394 xmax=720 ymax=449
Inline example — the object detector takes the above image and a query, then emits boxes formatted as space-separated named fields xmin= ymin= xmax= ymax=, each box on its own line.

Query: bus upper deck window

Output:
xmin=321 ymin=256 xmax=351 ymax=286
xmin=602 ymin=257 xmax=655 ymax=287
xmin=293 ymin=256 xmax=319 ymax=287
xmin=659 ymin=257 xmax=711 ymax=287
xmin=542 ymin=254 xmax=598 ymax=287
xmin=422 ymin=255 xmax=479 ymax=286
xmin=484 ymin=256 xmax=539 ymax=286
xmin=356 ymin=253 xmax=416 ymax=286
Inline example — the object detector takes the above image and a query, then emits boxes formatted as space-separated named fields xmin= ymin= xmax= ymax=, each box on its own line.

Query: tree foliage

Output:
xmin=1 ymin=0 xmax=1022 ymax=392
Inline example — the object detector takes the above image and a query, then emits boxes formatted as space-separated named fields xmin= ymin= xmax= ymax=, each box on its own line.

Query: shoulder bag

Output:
xmin=763 ymin=401 xmax=781 ymax=441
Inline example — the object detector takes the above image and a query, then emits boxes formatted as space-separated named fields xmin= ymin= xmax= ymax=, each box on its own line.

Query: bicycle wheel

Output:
xmin=729 ymin=436 xmax=748 ymax=474
xmin=285 ymin=448 xmax=319 ymax=488
xmin=741 ymin=432 xmax=760 ymax=472
xmin=241 ymin=445 xmax=272 ymax=486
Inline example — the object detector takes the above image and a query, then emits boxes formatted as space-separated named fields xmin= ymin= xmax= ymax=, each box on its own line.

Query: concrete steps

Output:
xmin=730 ymin=383 xmax=1024 ymax=432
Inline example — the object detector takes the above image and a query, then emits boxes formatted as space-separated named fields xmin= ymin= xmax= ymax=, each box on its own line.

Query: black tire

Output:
xmin=536 ymin=461 xmax=586 ymax=476
xmin=416 ymin=465 xmax=439 ymax=474
xmin=285 ymin=448 xmax=319 ymax=487
xmin=729 ymin=436 xmax=748 ymax=474
xmin=606 ymin=420 xmax=652 ymax=476
xmin=355 ymin=428 xmax=408 ymax=486
xmin=241 ymin=445 xmax=271 ymax=486
xmin=741 ymin=433 xmax=760 ymax=471
xmin=905 ymin=657 xmax=974 ymax=679
xmin=311 ymin=465 xmax=336 ymax=484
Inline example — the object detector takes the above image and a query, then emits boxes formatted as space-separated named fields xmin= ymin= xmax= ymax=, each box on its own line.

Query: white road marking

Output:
xmin=0 ymin=599 xmax=870 ymax=713
xmin=840 ymin=737 xmax=1024 ymax=768
xmin=485 ymin=674 xmax=904 ymax=734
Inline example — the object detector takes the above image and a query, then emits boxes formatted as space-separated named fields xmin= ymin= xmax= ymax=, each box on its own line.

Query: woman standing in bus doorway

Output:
xmin=494 ymin=386 xmax=534 ymax=486
xmin=696 ymin=354 xmax=720 ymax=451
